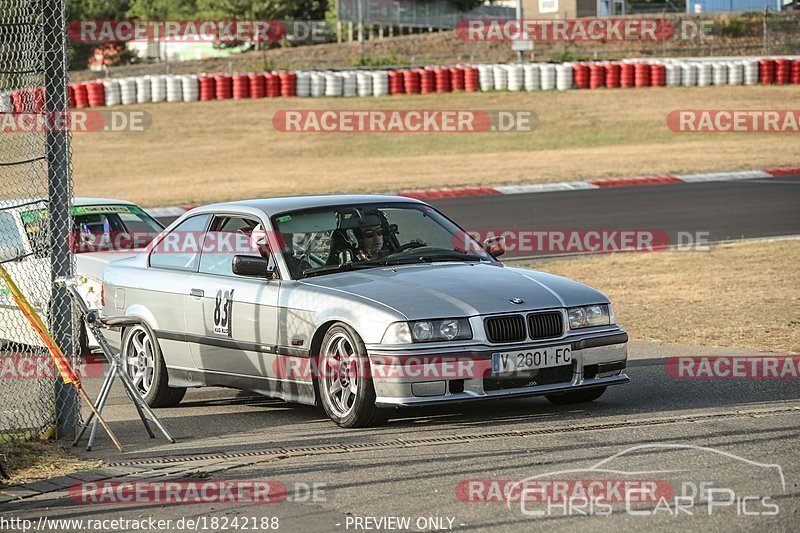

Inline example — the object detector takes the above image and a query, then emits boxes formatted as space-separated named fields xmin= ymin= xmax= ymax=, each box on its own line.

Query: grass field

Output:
xmin=522 ymin=239 xmax=800 ymax=353
xmin=72 ymin=86 xmax=800 ymax=206
xmin=0 ymin=440 xmax=100 ymax=489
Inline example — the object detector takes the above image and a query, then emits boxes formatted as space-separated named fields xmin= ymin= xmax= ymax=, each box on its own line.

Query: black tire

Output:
xmin=317 ymin=323 xmax=389 ymax=428
xmin=122 ymin=324 xmax=185 ymax=407
xmin=545 ymin=386 xmax=607 ymax=405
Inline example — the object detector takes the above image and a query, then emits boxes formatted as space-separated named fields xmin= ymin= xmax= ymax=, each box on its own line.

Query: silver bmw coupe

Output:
xmin=102 ymin=195 xmax=629 ymax=427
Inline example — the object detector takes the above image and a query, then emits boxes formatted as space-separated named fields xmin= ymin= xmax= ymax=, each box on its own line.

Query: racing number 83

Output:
xmin=213 ymin=289 xmax=234 ymax=336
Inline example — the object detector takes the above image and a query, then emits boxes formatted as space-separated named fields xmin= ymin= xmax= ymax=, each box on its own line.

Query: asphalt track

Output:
xmin=156 ymin=175 xmax=800 ymax=258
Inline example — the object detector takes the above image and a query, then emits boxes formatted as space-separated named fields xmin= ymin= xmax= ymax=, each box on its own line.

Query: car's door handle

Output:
xmin=190 ymin=289 xmax=204 ymax=298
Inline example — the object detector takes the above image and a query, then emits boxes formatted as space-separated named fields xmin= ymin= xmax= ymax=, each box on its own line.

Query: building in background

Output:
xmin=688 ymin=0 xmax=784 ymax=12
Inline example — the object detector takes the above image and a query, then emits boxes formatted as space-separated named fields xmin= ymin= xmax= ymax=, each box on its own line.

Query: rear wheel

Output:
xmin=545 ymin=386 xmax=607 ymax=405
xmin=317 ymin=323 xmax=389 ymax=428
xmin=122 ymin=324 xmax=185 ymax=407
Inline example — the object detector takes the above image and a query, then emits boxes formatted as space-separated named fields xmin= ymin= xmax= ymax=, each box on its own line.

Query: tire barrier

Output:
xmin=404 ymin=69 xmax=421 ymax=94
xmin=605 ymin=63 xmax=621 ymax=88
xmin=60 ymin=56 xmax=799 ymax=109
xmin=325 ymin=72 xmax=343 ymax=97
xmin=420 ymin=69 xmax=435 ymax=94
xmin=775 ymin=58 xmax=791 ymax=85
xmin=233 ymin=73 xmax=250 ymax=99
xmin=215 ymin=74 xmax=233 ymax=99
xmin=492 ymin=64 xmax=508 ymax=91
xmin=464 ymin=66 xmax=479 ymax=92
xmin=199 ymin=75 xmax=215 ymax=100
xmin=103 ymin=79 xmax=121 ymax=106
xmin=540 ymin=63 xmax=556 ymax=90
xmin=434 ymin=67 xmax=451 ymax=93
xmin=181 ymin=75 xmax=199 ymax=102
xmin=310 ymin=72 xmax=325 ymax=97
xmin=151 ymin=75 xmax=167 ymax=103
xmin=355 ymin=71 xmax=372 ymax=97
xmin=665 ymin=64 xmax=681 ymax=86
xmin=165 ymin=75 xmax=182 ymax=102
xmin=119 ymin=77 xmax=136 ymax=105
xmin=136 ymin=76 xmax=151 ymax=103
xmin=744 ymin=60 xmax=759 ymax=85
xmin=451 ymin=67 xmax=465 ymax=91
xmin=372 ymin=71 xmax=389 ymax=97
xmin=341 ymin=71 xmax=356 ymax=97
xmin=507 ymin=64 xmax=523 ymax=92
xmin=279 ymin=72 xmax=296 ymax=97
xmin=86 ymin=81 xmax=105 ymax=107
xmin=389 ymin=70 xmax=404 ymax=95
xmin=249 ymin=73 xmax=266 ymax=99
xmin=477 ymin=65 xmax=493 ymax=91
xmin=555 ymin=63 xmax=573 ymax=91
xmin=523 ymin=64 xmax=539 ymax=91
xmin=620 ymin=63 xmax=635 ymax=88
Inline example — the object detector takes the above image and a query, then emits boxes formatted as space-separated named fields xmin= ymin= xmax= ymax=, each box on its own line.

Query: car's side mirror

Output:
xmin=0 ymin=246 xmax=22 ymax=263
xmin=483 ymin=236 xmax=506 ymax=258
xmin=232 ymin=255 xmax=275 ymax=279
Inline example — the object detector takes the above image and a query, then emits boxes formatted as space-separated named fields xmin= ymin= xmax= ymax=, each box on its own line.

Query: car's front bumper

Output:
xmin=367 ymin=330 xmax=629 ymax=407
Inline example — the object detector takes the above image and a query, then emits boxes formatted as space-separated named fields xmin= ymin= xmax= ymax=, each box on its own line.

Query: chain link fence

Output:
xmin=1 ymin=0 xmax=79 ymax=442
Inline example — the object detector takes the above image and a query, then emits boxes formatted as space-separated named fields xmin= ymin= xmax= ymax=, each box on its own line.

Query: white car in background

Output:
xmin=0 ymin=197 xmax=163 ymax=354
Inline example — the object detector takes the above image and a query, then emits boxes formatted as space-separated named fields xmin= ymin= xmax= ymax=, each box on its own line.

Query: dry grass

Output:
xmin=521 ymin=240 xmax=800 ymax=353
xmin=0 ymin=440 xmax=101 ymax=489
xmin=72 ymin=86 xmax=800 ymax=206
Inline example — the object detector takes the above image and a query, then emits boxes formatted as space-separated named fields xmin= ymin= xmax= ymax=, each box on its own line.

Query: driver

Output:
xmin=353 ymin=224 xmax=387 ymax=261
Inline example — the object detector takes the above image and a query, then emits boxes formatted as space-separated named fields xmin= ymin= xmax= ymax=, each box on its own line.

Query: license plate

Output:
xmin=492 ymin=345 xmax=572 ymax=374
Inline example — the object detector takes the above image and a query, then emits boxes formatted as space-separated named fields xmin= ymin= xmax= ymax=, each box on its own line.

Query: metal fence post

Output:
xmin=43 ymin=0 xmax=78 ymax=439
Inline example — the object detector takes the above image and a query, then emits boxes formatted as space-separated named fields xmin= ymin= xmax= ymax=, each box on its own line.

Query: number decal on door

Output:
xmin=213 ymin=289 xmax=234 ymax=336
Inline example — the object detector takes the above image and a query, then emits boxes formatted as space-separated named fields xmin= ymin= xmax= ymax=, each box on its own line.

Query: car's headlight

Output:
xmin=382 ymin=319 xmax=472 ymax=344
xmin=568 ymin=304 xmax=611 ymax=329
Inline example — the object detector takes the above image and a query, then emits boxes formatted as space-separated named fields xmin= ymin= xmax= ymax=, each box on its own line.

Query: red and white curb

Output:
xmin=143 ymin=167 xmax=800 ymax=217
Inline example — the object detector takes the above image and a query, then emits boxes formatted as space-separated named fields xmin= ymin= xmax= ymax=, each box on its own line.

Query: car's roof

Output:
xmin=0 ymin=197 xmax=137 ymax=209
xmin=195 ymin=194 xmax=425 ymax=217
xmin=74 ymin=197 xmax=136 ymax=207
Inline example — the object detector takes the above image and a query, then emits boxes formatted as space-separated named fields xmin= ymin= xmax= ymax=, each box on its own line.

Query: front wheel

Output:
xmin=545 ymin=386 xmax=607 ymax=405
xmin=122 ymin=324 xmax=185 ymax=407
xmin=317 ymin=323 xmax=389 ymax=428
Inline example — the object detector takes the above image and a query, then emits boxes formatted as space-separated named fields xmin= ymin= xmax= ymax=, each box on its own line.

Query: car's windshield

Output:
xmin=70 ymin=204 xmax=164 ymax=253
xmin=271 ymin=202 xmax=493 ymax=279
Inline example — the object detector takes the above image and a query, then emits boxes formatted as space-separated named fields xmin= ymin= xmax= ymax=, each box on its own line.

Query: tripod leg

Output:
xmin=86 ymin=365 xmax=117 ymax=451
xmin=126 ymin=381 xmax=156 ymax=439
xmin=73 ymin=363 xmax=115 ymax=447
xmin=116 ymin=364 xmax=176 ymax=444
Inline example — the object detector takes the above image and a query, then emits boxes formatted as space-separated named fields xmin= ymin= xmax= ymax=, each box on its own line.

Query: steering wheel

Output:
xmin=395 ymin=241 xmax=426 ymax=253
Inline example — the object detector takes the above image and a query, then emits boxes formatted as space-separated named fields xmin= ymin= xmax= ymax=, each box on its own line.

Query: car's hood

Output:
xmin=76 ymin=250 xmax=142 ymax=281
xmin=302 ymin=262 xmax=609 ymax=319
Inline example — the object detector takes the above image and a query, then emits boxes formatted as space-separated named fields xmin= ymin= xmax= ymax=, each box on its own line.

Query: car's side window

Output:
xmin=198 ymin=215 xmax=272 ymax=278
xmin=149 ymin=214 xmax=211 ymax=272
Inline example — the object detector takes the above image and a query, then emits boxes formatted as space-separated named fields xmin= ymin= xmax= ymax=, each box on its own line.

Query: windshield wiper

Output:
xmin=378 ymin=253 xmax=484 ymax=266
xmin=301 ymin=262 xmax=375 ymax=278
